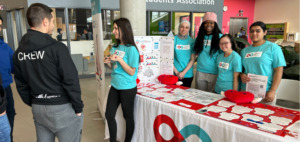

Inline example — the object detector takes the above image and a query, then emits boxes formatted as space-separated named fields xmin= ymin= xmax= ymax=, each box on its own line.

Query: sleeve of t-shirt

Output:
xmin=233 ymin=54 xmax=242 ymax=72
xmin=128 ymin=46 xmax=139 ymax=69
xmin=272 ymin=44 xmax=286 ymax=68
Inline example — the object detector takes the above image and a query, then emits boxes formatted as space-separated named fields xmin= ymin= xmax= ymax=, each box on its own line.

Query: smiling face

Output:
xmin=250 ymin=26 xmax=267 ymax=43
xmin=179 ymin=22 xmax=190 ymax=36
xmin=112 ymin=23 xmax=122 ymax=40
xmin=219 ymin=36 xmax=232 ymax=53
xmin=204 ymin=20 xmax=215 ymax=34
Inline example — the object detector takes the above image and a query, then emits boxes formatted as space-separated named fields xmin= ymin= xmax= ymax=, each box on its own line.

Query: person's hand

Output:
xmin=110 ymin=54 xmax=121 ymax=62
xmin=103 ymin=56 xmax=111 ymax=64
xmin=240 ymin=73 xmax=250 ymax=83
xmin=76 ymin=113 xmax=82 ymax=116
xmin=177 ymin=72 xmax=185 ymax=80
xmin=263 ymin=90 xmax=276 ymax=102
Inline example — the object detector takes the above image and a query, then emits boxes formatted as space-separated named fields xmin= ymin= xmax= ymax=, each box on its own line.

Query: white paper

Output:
xmin=160 ymin=59 xmax=173 ymax=75
xmin=246 ymin=73 xmax=268 ymax=98
xmin=160 ymin=38 xmax=174 ymax=59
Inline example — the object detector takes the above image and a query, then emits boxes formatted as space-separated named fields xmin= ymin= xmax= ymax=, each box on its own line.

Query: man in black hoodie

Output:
xmin=13 ymin=3 xmax=84 ymax=142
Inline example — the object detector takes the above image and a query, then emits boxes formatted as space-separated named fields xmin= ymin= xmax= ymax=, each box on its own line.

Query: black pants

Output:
xmin=179 ymin=77 xmax=193 ymax=87
xmin=105 ymin=86 xmax=137 ymax=142
xmin=5 ymin=85 xmax=15 ymax=142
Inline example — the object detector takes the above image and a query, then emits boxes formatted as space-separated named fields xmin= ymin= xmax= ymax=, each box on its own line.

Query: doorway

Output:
xmin=229 ymin=17 xmax=248 ymax=37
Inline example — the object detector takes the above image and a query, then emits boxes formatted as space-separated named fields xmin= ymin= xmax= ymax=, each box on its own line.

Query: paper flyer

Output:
xmin=246 ymin=73 xmax=268 ymax=98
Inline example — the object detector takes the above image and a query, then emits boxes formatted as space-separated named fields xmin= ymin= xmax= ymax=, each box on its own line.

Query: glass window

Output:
xmin=192 ymin=13 xmax=205 ymax=39
xmin=102 ymin=10 xmax=120 ymax=40
xmin=149 ymin=11 xmax=170 ymax=35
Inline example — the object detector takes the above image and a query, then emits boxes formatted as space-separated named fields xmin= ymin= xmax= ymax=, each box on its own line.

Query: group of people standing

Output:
xmin=104 ymin=12 xmax=286 ymax=142
xmin=173 ymin=12 xmax=286 ymax=107
xmin=0 ymin=2 xmax=286 ymax=142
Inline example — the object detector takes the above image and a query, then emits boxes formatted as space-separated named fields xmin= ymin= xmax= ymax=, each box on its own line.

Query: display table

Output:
xmin=104 ymin=83 xmax=300 ymax=142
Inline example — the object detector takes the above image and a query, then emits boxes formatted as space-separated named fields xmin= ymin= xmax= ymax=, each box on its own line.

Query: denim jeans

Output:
xmin=0 ymin=114 xmax=11 ymax=142
xmin=4 ymin=86 xmax=15 ymax=142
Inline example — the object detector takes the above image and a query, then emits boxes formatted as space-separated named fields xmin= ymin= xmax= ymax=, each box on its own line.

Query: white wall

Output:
xmin=254 ymin=0 xmax=300 ymax=41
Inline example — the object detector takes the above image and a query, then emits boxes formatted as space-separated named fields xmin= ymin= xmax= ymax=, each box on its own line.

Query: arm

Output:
xmin=263 ymin=67 xmax=283 ymax=102
xmin=233 ymin=72 xmax=240 ymax=91
xmin=178 ymin=54 xmax=196 ymax=79
xmin=9 ymin=47 xmax=14 ymax=74
xmin=110 ymin=48 xmax=139 ymax=76
xmin=57 ymin=45 xmax=83 ymax=114
xmin=13 ymin=56 xmax=31 ymax=106
xmin=174 ymin=67 xmax=179 ymax=76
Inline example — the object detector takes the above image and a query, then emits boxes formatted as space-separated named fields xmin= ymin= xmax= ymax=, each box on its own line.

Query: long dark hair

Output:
xmin=113 ymin=18 xmax=140 ymax=62
xmin=220 ymin=34 xmax=237 ymax=52
xmin=113 ymin=18 xmax=137 ymax=48
xmin=194 ymin=21 xmax=222 ymax=56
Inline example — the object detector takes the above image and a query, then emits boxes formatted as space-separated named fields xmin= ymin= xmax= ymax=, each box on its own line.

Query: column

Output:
xmin=120 ymin=0 xmax=146 ymax=36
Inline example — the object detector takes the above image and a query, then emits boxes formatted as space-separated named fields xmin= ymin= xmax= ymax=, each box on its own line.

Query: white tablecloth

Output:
xmin=104 ymin=94 xmax=299 ymax=142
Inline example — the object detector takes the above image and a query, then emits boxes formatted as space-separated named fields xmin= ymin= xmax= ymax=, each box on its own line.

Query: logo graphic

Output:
xmin=153 ymin=114 xmax=212 ymax=142
xmin=218 ymin=62 xmax=229 ymax=69
xmin=245 ymin=52 xmax=262 ymax=58
xmin=176 ymin=45 xmax=190 ymax=50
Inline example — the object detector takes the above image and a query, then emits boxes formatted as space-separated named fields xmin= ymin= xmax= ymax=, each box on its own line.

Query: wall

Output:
xmin=222 ymin=0 xmax=255 ymax=38
xmin=254 ymin=0 xmax=300 ymax=41
xmin=27 ymin=0 xmax=119 ymax=9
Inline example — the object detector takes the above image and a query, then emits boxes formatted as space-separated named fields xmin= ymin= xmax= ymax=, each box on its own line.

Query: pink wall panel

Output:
xmin=222 ymin=0 xmax=255 ymax=41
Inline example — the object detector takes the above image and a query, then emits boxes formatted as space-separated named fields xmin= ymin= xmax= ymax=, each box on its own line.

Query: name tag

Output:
xmin=176 ymin=45 xmax=190 ymax=50
xmin=204 ymin=40 xmax=211 ymax=46
xmin=245 ymin=52 xmax=262 ymax=58
xmin=114 ymin=50 xmax=126 ymax=58
xmin=218 ymin=62 xmax=229 ymax=69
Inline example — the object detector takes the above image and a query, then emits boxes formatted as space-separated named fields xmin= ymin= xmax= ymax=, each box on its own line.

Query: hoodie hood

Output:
xmin=20 ymin=29 xmax=56 ymax=52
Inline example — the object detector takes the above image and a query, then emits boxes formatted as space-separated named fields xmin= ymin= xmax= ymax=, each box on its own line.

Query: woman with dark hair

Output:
xmin=215 ymin=34 xmax=242 ymax=94
xmin=240 ymin=21 xmax=286 ymax=105
xmin=173 ymin=20 xmax=196 ymax=87
xmin=194 ymin=12 xmax=222 ymax=92
xmin=104 ymin=18 xmax=139 ymax=142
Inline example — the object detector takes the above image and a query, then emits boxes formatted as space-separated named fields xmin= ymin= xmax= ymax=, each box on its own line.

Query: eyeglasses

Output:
xmin=220 ymin=42 xmax=230 ymax=46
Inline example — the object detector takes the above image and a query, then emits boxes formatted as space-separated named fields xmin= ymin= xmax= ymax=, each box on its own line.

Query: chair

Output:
xmin=276 ymin=79 xmax=300 ymax=110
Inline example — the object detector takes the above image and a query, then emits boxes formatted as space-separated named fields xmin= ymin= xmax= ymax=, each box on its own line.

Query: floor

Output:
xmin=11 ymin=77 xmax=108 ymax=142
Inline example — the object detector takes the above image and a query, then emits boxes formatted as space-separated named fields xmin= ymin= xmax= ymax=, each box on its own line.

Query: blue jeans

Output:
xmin=4 ymin=86 xmax=15 ymax=142
xmin=0 ymin=114 xmax=11 ymax=142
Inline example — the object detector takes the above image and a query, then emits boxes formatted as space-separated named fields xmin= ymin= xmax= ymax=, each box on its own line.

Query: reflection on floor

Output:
xmin=12 ymin=77 xmax=107 ymax=142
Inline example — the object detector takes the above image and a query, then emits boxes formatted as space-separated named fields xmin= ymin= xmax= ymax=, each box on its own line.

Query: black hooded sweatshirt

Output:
xmin=13 ymin=29 xmax=83 ymax=113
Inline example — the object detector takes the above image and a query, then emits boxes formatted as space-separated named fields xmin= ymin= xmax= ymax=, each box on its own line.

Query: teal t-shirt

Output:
xmin=174 ymin=35 xmax=195 ymax=78
xmin=110 ymin=45 xmax=139 ymax=90
xmin=240 ymin=41 xmax=286 ymax=91
xmin=196 ymin=34 xmax=222 ymax=74
xmin=215 ymin=51 xmax=242 ymax=94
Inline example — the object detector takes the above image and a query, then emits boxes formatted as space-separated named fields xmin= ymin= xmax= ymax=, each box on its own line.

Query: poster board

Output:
xmin=135 ymin=36 xmax=174 ymax=83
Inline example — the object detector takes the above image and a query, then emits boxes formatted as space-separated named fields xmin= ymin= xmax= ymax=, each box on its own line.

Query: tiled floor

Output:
xmin=11 ymin=77 xmax=107 ymax=142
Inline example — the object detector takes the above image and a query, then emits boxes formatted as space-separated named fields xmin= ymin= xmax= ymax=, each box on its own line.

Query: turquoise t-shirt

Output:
xmin=110 ymin=45 xmax=139 ymax=90
xmin=215 ymin=51 xmax=242 ymax=94
xmin=240 ymin=41 xmax=286 ymax=91
xmin=196 ymin=34 xmax=222 ymax=74
xmin=174 ymin=35 xmax=195 ymax=78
